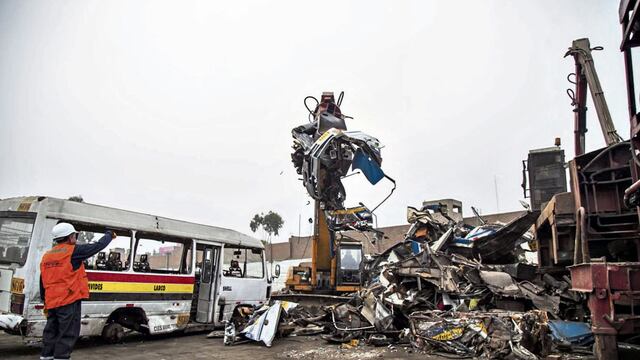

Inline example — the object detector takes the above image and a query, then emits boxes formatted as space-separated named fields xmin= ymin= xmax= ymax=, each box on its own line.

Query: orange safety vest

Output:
xmin=40 ymin=243 xmax=90 ymax=309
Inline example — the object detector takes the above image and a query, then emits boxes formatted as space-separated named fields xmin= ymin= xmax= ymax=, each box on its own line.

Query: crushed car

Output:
xmin=291 ymin=92 xmax=394 ymax=212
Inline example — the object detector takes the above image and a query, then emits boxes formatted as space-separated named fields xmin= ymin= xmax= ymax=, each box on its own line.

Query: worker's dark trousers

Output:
xmin=40 ymin=300 xmax=81 ymax=360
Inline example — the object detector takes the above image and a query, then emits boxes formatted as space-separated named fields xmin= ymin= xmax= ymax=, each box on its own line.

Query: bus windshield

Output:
xmin=0 ymin=212 xmax=36 ymax=266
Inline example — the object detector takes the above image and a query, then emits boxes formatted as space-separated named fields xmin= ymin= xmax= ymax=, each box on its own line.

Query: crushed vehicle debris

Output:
xmin=410 ymin=310 xmax=548 ymax=359
xmin=221 ymin=201 xmax=593 ymax=359
xmin=291 ymin=92 xmax=394 ymax=212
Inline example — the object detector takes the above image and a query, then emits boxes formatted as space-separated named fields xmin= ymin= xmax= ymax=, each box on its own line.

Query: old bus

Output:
xmin=0 ymin=196 xmax=272 ymax=342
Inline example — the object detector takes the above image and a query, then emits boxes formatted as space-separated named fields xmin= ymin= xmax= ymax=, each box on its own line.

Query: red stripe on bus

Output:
xmin=86 ymin=272 xmax=195 ymax=284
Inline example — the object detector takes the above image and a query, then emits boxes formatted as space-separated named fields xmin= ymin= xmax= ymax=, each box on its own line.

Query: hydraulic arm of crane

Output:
xmin=565 ymin=38 xmax=623 ymax=156
xmin=285 ymin=92 xmax=392 ymax=294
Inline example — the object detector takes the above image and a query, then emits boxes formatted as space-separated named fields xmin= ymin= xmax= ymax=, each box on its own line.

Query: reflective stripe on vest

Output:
xmin=40 ymin=243 xmax=90 ymax=309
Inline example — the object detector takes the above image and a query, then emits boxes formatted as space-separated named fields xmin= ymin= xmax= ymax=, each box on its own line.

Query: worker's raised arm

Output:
xmin=70 ymin=231 xmax=116 ymax=269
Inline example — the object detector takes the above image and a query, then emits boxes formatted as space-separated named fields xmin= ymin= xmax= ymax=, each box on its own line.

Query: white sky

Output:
xmin=0 ymin=1 xmax=635 ymax=243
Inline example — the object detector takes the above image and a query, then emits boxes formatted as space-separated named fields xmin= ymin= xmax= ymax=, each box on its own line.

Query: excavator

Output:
xmin=282 ymin=92 xmax=394 ymax=296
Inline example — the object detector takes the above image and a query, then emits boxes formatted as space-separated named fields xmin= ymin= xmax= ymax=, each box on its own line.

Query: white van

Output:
xmin=0 ymin=196 xmax=272 ymax=342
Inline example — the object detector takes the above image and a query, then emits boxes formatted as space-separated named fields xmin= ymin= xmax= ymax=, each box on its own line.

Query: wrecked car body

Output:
xmin=292 ymin=128 xmax=384 ymax=210
xmin=402 ymin=202 xmax=540 ymax=264
xmin=410 ymin=310 xmax=548 ymax=359
xmin=291 ymin=93 xmax=390 ymax=211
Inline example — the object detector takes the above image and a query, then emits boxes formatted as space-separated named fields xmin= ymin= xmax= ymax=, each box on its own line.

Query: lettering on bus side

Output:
xmin=222 ymin=286 xmax=232 ymax=291
xmin=88 ymin=283 xmax=103 ymax=291
xmin=154 ymin=285 xmax=166 ymax=291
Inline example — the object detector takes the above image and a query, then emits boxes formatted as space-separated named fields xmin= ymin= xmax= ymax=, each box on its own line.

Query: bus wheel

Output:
xmin=102 ymin=322 xmax=125 ymax=343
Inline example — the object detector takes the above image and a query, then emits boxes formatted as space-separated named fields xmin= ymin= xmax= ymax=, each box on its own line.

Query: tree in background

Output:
xmin=249 ymin=211 xmax=284 ymax=273
xmin=250 ymin=214 xmax=263 ymax=234
xmin=67 ymin=195 xmax=93 ymax=244
xmin=250 ymin=211 xmax=284 ymax=240
xmin=67 ymin=195 xmax=84 ymax=202
xmin=262 ymin=211 xmax=284 ymax=238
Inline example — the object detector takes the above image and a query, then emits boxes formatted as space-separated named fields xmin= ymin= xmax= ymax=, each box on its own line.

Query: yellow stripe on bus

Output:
xmin=88 ymin=282 xmax=194 ymax=293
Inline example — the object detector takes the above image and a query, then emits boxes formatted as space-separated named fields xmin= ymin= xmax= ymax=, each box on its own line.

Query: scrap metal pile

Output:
xmin=221 ymin=203 xmax=592 ymax=359
xmin=367 ymin=205 xmax=586 ymax=321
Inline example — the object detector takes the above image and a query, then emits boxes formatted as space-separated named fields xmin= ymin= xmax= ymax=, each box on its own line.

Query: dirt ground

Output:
xmin=0 ymin=331 xmax=447 ymax=360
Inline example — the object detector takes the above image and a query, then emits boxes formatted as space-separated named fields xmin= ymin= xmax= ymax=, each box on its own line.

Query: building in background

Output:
xmin=266 ymin=210 xmax=527 ymax=261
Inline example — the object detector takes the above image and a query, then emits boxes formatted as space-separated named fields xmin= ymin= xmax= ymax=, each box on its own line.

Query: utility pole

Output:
xmin=494 ymin=175 xmax=500 ymax=213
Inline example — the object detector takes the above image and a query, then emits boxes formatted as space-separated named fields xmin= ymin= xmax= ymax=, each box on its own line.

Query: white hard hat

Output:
xmin=52 ymin=223 xmax=77 ymax=240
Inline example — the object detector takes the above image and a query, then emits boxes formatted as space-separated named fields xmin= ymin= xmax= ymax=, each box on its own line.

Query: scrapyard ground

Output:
xmin=0 ymin=331 xmax=453 ymax=360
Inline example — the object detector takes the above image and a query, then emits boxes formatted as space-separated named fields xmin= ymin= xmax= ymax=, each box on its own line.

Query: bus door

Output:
xmin=195 ymin=243 xmax=220 ymax=323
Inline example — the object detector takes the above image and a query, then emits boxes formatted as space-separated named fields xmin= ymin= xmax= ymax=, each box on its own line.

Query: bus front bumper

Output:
xmin=0 ymin=313 xmax=25 ymax=333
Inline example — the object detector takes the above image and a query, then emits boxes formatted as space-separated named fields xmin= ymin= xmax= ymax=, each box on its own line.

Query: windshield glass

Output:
xmin=339 ymin=247 xmax=362 ymax=270
xmin=0 ymin=213 xmax=36 ymax=265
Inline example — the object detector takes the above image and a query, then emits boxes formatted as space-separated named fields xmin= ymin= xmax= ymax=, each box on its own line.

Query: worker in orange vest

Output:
xmin=39 ymin=223 xmax=115 ymax=360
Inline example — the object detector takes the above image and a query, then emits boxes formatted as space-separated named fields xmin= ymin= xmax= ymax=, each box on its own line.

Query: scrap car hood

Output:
xmin=292 ymin=123 xmax=386 ymax=210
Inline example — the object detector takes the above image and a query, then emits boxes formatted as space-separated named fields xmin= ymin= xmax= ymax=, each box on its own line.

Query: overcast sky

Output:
xmin=0 ymin=1 xmax=634 ymax=243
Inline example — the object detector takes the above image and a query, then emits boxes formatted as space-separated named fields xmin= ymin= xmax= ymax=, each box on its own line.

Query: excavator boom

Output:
xmin=285 ymin=92 xmax=392 ymax=295
xmin=566 ymin=38 xmax=622 ymax=155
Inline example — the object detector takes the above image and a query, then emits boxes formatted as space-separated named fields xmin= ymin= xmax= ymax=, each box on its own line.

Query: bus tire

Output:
xmin=102 ymin=322 xmax=125 ymax=344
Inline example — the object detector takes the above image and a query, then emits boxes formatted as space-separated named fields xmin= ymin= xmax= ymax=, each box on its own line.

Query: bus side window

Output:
xmin=75 ymin=228 xmax=132 ymax=271
xmin=222 ymin=246 xmax=264 ymax=279
xmin=133 ymin=234 xmax=188 ymax=274
xmin=245 ymin=248 xmax=264 ymax=278
xmin=222 ymin=247 xmax=244 ymax=278
xmin=222 ymin=247 xmax=263 ymax=278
